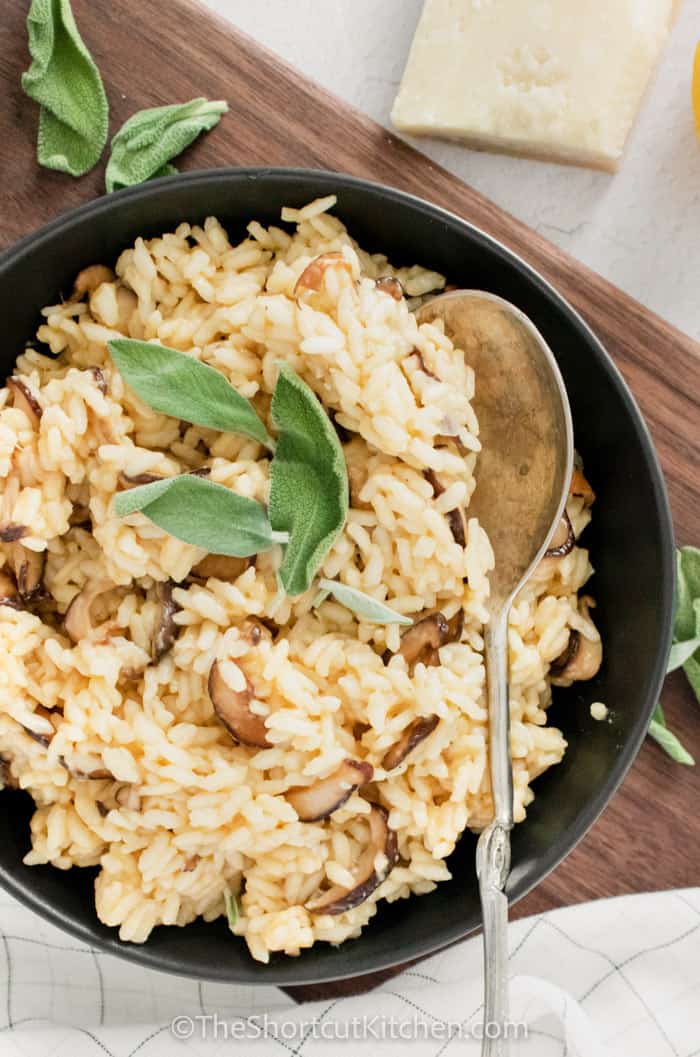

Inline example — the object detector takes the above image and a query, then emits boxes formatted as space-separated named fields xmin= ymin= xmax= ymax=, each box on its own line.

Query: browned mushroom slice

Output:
xmin=58 ymin=755 xmax=112 ymax=780
xmin=114 ymin=784 xmax=141 ymax=810
xmin=569 ymin=467 xmax=595 ymax=507
xmin=0 ymin=755 xmax=18 ymax=790
xmin=8 ymin=543 xmax=46 ymax=601
xmin=446 ymin=507 xmax=467 ymax=547
xmin=240 ymin=618 xmax=273 ymax=647
xmin=294 ymin=252 xmax=353 ymax=295
xmin=382 ymin=715 xmax=439 ymax=771
xmin=91 ymin=366 xmax=108 ymax=395
xmin=21 ymin=705 xmax=58 ymax=747
xmin=0 ymin=524 xmax=27 ymax=543
xmin=544 ymin=512 xmax=575 ymax=558
xmin=0 ymin=571 xmax=22 ymax=609
xmin=423 ymin=471 xmax=467 ymax=546
xmin=306 ymin=804 xmax=399 ymax=915
xmin=444 ymin=607 xmax=464 ymax=644
xmin=64 ymin=577 xmax=115 ymax=643
xmin=71 ymin=265 xmax=115 ymax=300
xmin=375 ymin=276 xmax=404 ymax=300
xmin=208 ymin=660 xmax=271 ymax=748
xmin=395 ymin=612 xmax=449 ymax=668
xmin=286 ymin=759 xmax=374 ymax=821
xmin=191 ymin=554 xmax=250 ymax=581
xmin=550 ymin=599 xmax=602 ymax=682
xmin=151 ymin=581 xmax=178 ymax=662
xmin=119 ymin=471 xmax=163 ymax=487
xmin=7 ymin=378 xmax=42 ymax=427
xmin=413 ymin=349 xmax=439 ymax=380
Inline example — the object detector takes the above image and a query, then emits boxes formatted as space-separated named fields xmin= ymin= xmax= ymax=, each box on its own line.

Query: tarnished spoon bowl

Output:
xmin=417 ymin=291 xmax=573 ymax=1055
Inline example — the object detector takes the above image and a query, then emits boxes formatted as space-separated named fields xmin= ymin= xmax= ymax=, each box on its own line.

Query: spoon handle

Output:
xmin=477 ymin=612 xmax=514 ymax=1056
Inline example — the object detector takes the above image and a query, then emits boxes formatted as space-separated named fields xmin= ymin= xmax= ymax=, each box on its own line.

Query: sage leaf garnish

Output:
xmin=105 ymin=98 xmax=228 ymax=193
xmin=269 ymin=365 xmax=348 ymax=596
xmin=649 ymin=704 xmax=695 ymax=766
xmin=223 ymin=888 xmax=239 ymax=932
xmin=22 ymin=0 xmax=109 ymax=177
xmin=318 ymin=579 xmax=412 ymax=625
xmin=649 ymin=545 xmax=700 ymax=765
xmin=113 ymin=475 xmax=284 ymax=557
xmin=108 ymin=339 xmax=272 ymax=448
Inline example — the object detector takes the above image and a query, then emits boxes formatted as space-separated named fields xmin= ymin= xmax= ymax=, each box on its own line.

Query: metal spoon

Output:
xmin=416 ymin=291 xmax=573 ymax=1056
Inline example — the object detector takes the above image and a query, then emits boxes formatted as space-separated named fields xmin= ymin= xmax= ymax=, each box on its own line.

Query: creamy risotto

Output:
xmin=0 ymin=196 xmax=601 ymax=962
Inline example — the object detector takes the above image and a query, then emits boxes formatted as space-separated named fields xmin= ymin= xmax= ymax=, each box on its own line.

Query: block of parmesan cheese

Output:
xmin=391 ymin=0 xmax=675 ymax=171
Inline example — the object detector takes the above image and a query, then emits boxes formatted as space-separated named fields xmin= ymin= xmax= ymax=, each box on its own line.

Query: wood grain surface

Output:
xmin=1 ymin=0 xmax=698 ymax=1003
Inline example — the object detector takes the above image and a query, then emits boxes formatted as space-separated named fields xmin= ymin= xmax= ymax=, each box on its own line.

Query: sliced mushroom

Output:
xmin=0 ymin=755 xmax=18 ymax=790
xmin=294 ymin=252 xmax=353 ymax=295
xmin=544 ymin=512 xmax=575 ymax=558
xmin=239 ymin=618 xmax=273 ymax=647
xmin=382 ymin=715 xmax=439 ymax=771
xmin=286 ymin=759 xmax=374 ymax=821
xmin=375 ymin=276 xmax=403 ymax=301
xmin=69 ymin=504 xmax=92 ymax=528
xmin=151 ymin=581 xmax=178 ymax=662
xmin=569 ymin=467 xmax=595 ymax=507
xmin=0 ymin=524 xmax=27 ymax=543
xmin=414 ymin=349 xmax=439 ymax=380
xmin=305 ymin=804 xmax=399 ymax=915
xmin=119 ymin=471 xmax=163 ymax=487
xmin=394 ymin=611 xmax=448 ymax=669
xmin=550 ymin=598 xmax=602 ymax=682
xmin=71 ymin=265 xmax=115 ymax=300
xmin=0 ymin=570 xmax=22 ymax=609
xmin=8 ymin=543 xmax=46 ymax=601
xmin=445 ymin=507 xmax=467 ymax=547
xmin=64 ymin=577 xmax=115 ymax=643
xmin=444 ymin=607 xmax=464 ymax=644
xmin=58 ymin=755 xmax=112 ymax=780
xmin=208 ymin=660 xmax=271 ymax=748
xmin=114 ymin=784 xmax=141 ymax=811
xmin=91 ymin=366 xmax=108 ymax=395
xmin=21 ymin=705 xmax=58 ymax=747
xmin=7 ymin=378 xmax=42 ymax=427
xmin=191 ymin=554 xmax=250 ymax=581
xmin=423 ymin=470 xmax=466 ymax=546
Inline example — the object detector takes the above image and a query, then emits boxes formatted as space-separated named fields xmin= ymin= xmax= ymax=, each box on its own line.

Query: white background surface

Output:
xmin=201 ymin=0 xmax=700 ymax=340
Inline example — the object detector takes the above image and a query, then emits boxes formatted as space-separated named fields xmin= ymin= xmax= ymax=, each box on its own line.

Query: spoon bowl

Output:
xmin=417 ymin=290 xmax=573 ymax=1055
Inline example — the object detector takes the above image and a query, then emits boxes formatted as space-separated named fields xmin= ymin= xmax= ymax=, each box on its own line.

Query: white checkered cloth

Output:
xmin=0 ymin=888 xmax=698 ymax=1056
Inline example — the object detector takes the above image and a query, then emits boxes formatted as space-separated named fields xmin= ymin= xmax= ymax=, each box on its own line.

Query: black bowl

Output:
xmin=0 ymin=168 xmax=674 ymax=984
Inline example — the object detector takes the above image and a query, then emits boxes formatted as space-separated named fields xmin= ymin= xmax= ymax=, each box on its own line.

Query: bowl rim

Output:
xmin=0 ymin=166 xmax=676 ymax=984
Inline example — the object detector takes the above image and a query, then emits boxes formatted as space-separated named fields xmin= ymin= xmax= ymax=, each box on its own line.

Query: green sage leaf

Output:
xmin=269 ymin=365 xmax=348 ymax=596
xmin=674 ymin=546 xmax=700 ymax=642
xmin=113 ymin=475 xmax=279 ymax=557
xmin=223 ymin=888 xmax=239 ymax=931
xmin=668 ymin=635 xmax=700 ymax=673
xmin=318 ymin=579 xmax=412 ymax=625
xmin=648 ymin=704 xmax=695 ymax=766
xmin=108 ymin=339 xmax=272 ymax=448
xmin=105 ymin=98 xmax=228 ymax=193
xmin=22 ymin=0 xmax=109 ymax=177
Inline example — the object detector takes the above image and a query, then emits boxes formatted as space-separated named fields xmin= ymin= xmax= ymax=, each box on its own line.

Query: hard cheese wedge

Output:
xmin=391 ymin=0 xmax=675 ymax=171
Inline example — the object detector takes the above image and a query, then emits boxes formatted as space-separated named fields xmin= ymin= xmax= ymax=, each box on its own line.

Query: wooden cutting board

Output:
xmin=1 ymin=0 xmax=698 ymax=1003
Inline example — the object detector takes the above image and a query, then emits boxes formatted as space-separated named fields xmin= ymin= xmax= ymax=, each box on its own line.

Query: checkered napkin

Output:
xmin=0 ymin=888 xmax=698 ymax=1056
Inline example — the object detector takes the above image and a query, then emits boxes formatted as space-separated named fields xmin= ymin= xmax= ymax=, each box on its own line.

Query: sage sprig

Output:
xmin=649 ymin=546 xmax=700 ymax=765
xmin=105 ymin=98 xmax=228 ymax=193
xmin=22 ymin=0 xmax=109 ymax=177
xmin=317 ymin=580 xmax=412 ymax=625
xmin=223 ymin=888 xmax=239 ymax=931
xmin=108 ymin=339 xmax=272 ymax=449
xmin=114 ymin=475 xmax=285 ymax=557
xmin=269 ymin=365 xmax=348 ymax=596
